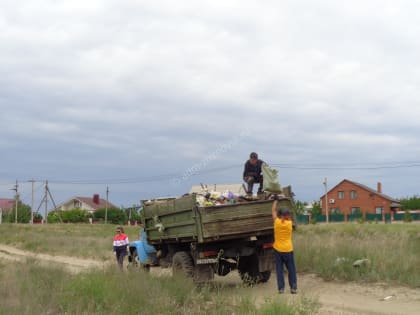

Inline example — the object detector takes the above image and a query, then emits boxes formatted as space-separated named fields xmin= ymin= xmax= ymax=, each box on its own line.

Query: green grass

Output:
xmin=0 ymin=222 xmax=419 ymax=315
xmin=0 ymin=260 xmax=316 ymax=315
xmin=294 ymin=223 xmax=420 ymax=287
xmin=0 ymin=223 xmax=141 ymax=259
xmin=0 ymin=223 xmax=419 ymax=288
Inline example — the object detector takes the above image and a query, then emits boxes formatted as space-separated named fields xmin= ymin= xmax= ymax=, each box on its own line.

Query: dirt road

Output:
xmin=213 ymin=272 xmax=420 ymax=315
xmin=0 ymin=244 xmax=108 ymax=273
xmin=1 ymin=244 xmax=419 ymax=314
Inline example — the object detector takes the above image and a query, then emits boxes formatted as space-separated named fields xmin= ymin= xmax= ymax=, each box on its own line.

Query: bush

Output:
xmin=63 ymin=208 xmax=89 ymax=223
xmin=403 ymin=210 xmax=413 ymax=223
xmin=94 ymin=208 xmax=127 ymax=224
xmin=47 ymin=209 xmax=89 ymax=223
xmin=2 ymin=202 xmax=32 ymax=223
xmin=124 ymin=207 xmax=141 ymax=223
xmin=47 ymin=211 xmax=62 ymax=223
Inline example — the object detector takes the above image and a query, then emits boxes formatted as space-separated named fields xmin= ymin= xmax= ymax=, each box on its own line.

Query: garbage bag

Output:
xmin=262 ymin=163 xmax=282 ymax=192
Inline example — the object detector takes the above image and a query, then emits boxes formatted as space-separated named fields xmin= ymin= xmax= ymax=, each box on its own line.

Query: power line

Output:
xmin=2 ymin=160 xmax=420 ymax=187
xmin=270 ymin=163 xmax=420 ymax=170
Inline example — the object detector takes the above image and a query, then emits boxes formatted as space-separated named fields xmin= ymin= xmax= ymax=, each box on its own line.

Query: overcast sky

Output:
xmin=1 ymin=1 xmax=420 ymax=210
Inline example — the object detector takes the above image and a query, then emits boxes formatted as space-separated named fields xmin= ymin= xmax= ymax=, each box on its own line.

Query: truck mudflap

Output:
xmin=258 ymin=248 xmax=275 ymax=272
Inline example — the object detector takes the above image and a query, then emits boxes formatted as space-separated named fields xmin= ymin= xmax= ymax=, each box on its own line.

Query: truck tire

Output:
xmin=129 ymin=249 xmax=150 ymax=272
xmin=172 ymin=251 xmax=194 ymax=278
xmin=128 ymin=249 xmax=140 ymax=267
xmin=259 ymin=270 xmax=271 ymax=283
xmin=238 ymin=254 xmax=270 ymax=285
xmin=238 ymin=254 xmax=260 ymax=285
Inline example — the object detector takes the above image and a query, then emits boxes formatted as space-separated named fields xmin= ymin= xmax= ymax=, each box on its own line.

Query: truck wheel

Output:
xmin=238 ymin=254 xmax=260 ymax=285
xmin=238 ymin=255 xmax=271 ymax=285
xmin=259 ymin=270 xmax=271 ymax=283
xmin=129 ymin=249 xmax=150 ymax=272
xmin=172 ymin=251 xmax=194 ymax=278
xmin=129 ymin=249 xmax=140 ymax=268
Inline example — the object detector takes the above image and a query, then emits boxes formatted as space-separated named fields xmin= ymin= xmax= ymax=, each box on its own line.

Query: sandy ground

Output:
xmin=1 ymin=244 xmax=419 ymax=315
xmin=213 ymin=272 xmax=420 ymax=315
xmin=0 ymin=244 xmax=109 ymax=273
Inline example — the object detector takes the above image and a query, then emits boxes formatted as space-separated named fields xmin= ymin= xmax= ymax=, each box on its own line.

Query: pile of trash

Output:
xmin=196 ymin=190 xmax=239 ymax=207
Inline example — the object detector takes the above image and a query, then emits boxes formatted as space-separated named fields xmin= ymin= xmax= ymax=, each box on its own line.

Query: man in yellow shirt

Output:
xmin=272 ymin=198 xmax=297 ymax=294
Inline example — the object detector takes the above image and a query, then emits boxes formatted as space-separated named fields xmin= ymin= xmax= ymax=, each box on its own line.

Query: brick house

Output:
xmin=320 ymin=179 xmax=400 ymax=217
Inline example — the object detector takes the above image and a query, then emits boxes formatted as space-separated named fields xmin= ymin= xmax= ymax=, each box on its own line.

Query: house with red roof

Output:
xmin=53 ymin=194 xmax=119 ymax=214
xmin=0 ymin=198 xmax=15 ymax=214
xmin=320 ymin=179 xmax=400 ymax=217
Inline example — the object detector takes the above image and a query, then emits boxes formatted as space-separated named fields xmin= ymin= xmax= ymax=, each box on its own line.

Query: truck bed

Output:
xmin=142 ymin=194 xmax=293 ymax=245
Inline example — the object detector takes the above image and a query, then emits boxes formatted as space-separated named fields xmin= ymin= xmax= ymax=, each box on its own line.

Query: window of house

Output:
xmin=351 ymin=207 xmax=361 ymax=214
xmin=331 ymin=208 xmax=340 ymax=214
xmin=375 ymin=207 xmax=384 ymax=214
xmin=350 ymin=190 xmax=357 ymax=199
xmin=338 ymin=191 xmax=345 ymax=199
xmin=73 ymin=200 xmax=82 ymax=208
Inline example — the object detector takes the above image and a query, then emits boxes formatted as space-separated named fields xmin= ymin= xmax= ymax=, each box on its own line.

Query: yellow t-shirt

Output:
xmin=273 ymin=217 xmax=293 ymax=252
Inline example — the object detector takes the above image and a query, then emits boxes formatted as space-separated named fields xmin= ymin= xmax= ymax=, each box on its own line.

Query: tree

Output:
xmin=403 ymin=210 xmax=413 ymax=223
xmin=399 ymin=195 xmax=420 ymax=210
xmin=123 ymin=206 xmax=141 ymax=223
xmin=46 ymin=208 xmax=89 ymax=223
xmin=293 ymin=200 xmax=307 ymax=215
xmin=311 ymin=201 xmax=322 ymax=216
xmin=47 ymin=211 xmax=62 ymax=223
xmin=94 ymin=208 xmax=127 ymax=224
xmin=3 ymin=202 xmax=32 ymax=223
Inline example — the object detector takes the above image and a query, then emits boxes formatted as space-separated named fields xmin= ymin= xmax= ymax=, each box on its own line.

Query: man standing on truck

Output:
xmin=271 ymin=198 xmax=297 ymax=294
xmin=243 ymin=152 xmax=264 ymax=195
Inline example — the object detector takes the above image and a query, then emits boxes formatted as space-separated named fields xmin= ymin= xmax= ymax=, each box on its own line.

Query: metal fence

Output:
xmin=296 ymin=212 xmax=420 ymax=225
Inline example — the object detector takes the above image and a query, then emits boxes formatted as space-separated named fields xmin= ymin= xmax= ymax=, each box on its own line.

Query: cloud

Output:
xmin=1 ymin=1 xmax=420 ymax=206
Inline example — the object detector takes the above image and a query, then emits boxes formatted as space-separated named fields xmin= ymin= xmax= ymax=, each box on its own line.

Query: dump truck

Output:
xmin=128 ymin=187 xmax=294 ymax=284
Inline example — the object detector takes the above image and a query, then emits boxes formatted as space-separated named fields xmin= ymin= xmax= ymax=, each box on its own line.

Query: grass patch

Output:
xmin=294 ymin=224 xmax=420 ymax=287
xmin=0 ymin=223 xmax=140 ymax=258
xmin=0 ymin=260 xmax=316 ymax=315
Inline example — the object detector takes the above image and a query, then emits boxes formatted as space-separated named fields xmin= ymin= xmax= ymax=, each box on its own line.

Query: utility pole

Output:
xmin=44 ymin=180 xmax=49 ymax=224
xmin=35 ymin=180 xmax=58 ymax=224
xmin=323 ymin=177 xmax=329 ymax=223
xmin=11 ymin=180 xmax=19 ymax=223
xmin=29 ymin=179 xmax=35 ymax=224
xmin=105 ymin=186 xmax=109 ymax=224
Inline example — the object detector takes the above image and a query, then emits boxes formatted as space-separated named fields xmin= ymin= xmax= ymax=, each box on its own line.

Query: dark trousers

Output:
xmin=274 ymin=250 xmax=297 ymax=290
xmin=244 ymin=176 xmax=263 ymax=194
xmin=115 ymin=250 xmax=127 ymax=270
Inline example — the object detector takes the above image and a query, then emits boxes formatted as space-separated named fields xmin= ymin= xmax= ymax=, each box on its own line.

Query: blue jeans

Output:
xmin=274 ymin=250 xmax=297 ymax=290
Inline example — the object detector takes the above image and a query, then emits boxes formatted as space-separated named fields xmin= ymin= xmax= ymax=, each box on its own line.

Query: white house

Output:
xmin=53 ymin=194 xmax=119 ymax=214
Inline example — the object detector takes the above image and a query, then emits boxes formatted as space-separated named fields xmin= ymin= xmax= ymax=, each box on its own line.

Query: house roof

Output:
xmin=75 ymin=196 xmax=118 ymax=210
xmin=0 ymin=198 xmax=15 ymax=210
xmin=54 ymin=196 xmax=119 ymax=211
xmin=190 ymin=183 xmax=246 ymax=195
xmin=321 ymin=179 xmax=399 ymax=203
